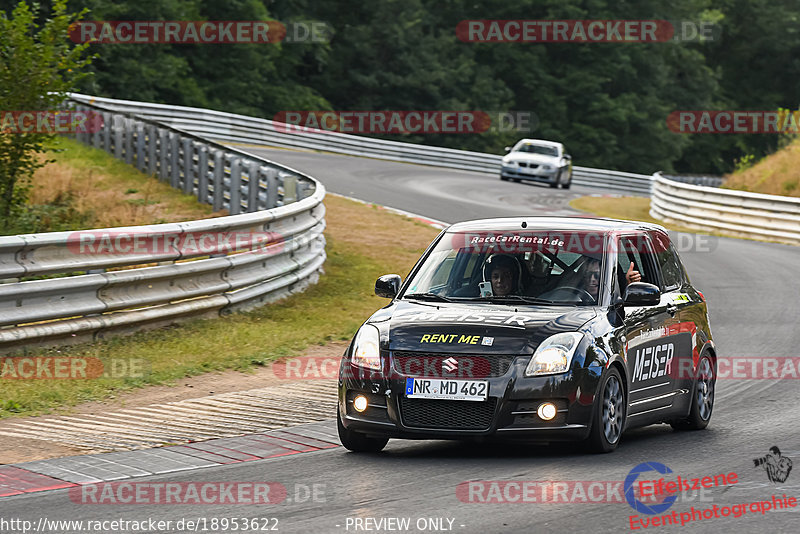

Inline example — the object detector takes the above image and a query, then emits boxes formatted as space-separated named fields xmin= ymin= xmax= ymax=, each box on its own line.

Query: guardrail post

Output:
xmin=136 ymin=122 xmax=146 ymax=172
xmin=212 ymin=150 xmax=224 ymax=211
xmin=92 ymin=111 xmax=102 ymax=149
xmin=170 ymin=133 xmax=180 ymax=189
xmin=247 ymin=162 xmax=260 ymax=212
xmin=229 ymin=158 xmax=242 ymax=215
xmin=183 ymin=138 xmax=194 ymax=195
xmin=146 ymin=124 xmax=157 ymax=176
xmin=158 ymin=129 xmax=169 ymax=181
xmin=124 ymin=118 xmax=134 ymax=165
xmin=265 ymin=169 xmax=278 ymax=209
xmin=113 ymin=116 xmax=123 ymax=160
xmin=102 ymin=112 xmax=111 ymax=152
xmin=283 ymin=175 xmax=297 ymax=205
xmin=198 ymin=146 xmax=209 ymax=205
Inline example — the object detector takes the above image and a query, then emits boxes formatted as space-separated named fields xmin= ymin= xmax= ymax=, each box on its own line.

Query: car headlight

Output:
xmin=352 ymin=324 xmax=381 ymax=370
xmin=502 ymin=160 xmax=516 ymax=166
xmin=542 ymin=164 xmax=553 ymax=171
xmin=525 ymin=332 xmax=584 ymax=376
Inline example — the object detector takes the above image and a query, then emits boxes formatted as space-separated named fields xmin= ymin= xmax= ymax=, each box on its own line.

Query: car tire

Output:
xmin=586 ymin=367 xmax=626 ymax=453
xmin=670 ymin=354 xmax=715 ymax=431
xmin=513 ymin=178 xmax=521 ymax=183
xmin=337 ymin=411 xmax=389 ymax=453
xmin=549 ymin=180 xmax=559 ymax=188
xmin=500 ymin=175 xmax=509 ymax=181
xmin=561 ymin=172 xmax=572 ymax=189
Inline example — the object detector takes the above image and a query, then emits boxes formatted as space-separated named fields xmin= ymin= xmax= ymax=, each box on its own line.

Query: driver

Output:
xmin=483 ymin=254 xmax=521 ymax=296
xmin=581 ymin=257 xmax=601 ymax=301
xmin=580 ymin=257 xmax=641 ymax=301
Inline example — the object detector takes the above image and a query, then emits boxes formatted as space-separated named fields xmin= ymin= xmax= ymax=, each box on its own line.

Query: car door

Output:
xmin=649 ymin=231 xmax=701 ymax=408
xmin=618 ymin=233 xmax=679 ymax=421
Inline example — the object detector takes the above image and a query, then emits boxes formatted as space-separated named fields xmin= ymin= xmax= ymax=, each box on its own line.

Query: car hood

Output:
xmin=370 ymin=300 xmax=597 ymax=355
xmin=503 ymin=152 xmax=560 ymax=165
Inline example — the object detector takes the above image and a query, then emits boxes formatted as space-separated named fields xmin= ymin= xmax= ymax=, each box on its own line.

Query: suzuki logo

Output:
xmin=442 ymin=357 xmax=458 ymax=373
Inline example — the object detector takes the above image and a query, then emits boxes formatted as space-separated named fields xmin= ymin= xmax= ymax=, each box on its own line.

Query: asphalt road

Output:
xmin=3 ymin=148 xmax=800 ymax=534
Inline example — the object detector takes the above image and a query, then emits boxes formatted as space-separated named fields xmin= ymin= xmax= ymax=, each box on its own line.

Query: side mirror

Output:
xmin=624 ymin=282 xmax=661 ymax=306
xmin=375 ymin=274 xmax=401 ymax=299
xmin=564 ymin=154 xmax=572 ymax=160
xmin=504 ymin=146 xmax=512 ymax=152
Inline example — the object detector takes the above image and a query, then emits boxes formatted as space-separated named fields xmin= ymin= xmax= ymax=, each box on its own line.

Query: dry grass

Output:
xmin=569 ymin=195 xmax=704 ymax=234
xmin=723 ymin=138 xmax=800 ymax=197
xmin=28 ymin=137 xmax=224 ymax=229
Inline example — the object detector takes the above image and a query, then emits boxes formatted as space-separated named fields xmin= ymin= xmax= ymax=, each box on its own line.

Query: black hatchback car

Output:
xmin=337 ymin=217 xmax=716 ymax=453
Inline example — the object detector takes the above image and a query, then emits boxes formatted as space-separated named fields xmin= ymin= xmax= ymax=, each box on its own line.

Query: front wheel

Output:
xmin=337 ymin=411 xmax=389 ymax=452
xmin=670 ymin=355 xmax=715 ymax=431
xmin=586 ymin=367 xmax=626 ymax=453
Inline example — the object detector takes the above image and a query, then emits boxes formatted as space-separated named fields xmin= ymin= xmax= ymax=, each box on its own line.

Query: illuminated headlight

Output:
xmin=537 ymin=402 xmax=557 ymax=420
xmin=352 ymin=324 xmax=381 ymax=370
xmin=353 ymin=395 xmax=368 ymax=412
xmin=525 ymin=332 xmax=584 ymax=376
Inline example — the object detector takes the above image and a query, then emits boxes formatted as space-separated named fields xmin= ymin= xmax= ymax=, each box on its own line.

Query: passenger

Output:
xmin=580 ymin=258 xmax=640 ymax=301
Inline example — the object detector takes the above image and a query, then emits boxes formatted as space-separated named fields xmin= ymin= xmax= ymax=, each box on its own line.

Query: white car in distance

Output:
xmin=500 ymin=139 xmax=572 ymax=189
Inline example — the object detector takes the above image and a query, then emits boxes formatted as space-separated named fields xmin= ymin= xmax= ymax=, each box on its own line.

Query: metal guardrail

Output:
xmin=67 ymin=93 xmax=655 ymax=195
xmin=660 ymin=173 xmax=725 ymax=188
xmin=650 ymin=172 xmax=800 ymax=245
xmin=0 ymin=102 xmax=326 ymax=352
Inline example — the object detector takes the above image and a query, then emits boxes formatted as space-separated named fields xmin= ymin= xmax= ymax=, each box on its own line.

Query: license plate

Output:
xmin=405 ymin=378 xmax=488 ymax=401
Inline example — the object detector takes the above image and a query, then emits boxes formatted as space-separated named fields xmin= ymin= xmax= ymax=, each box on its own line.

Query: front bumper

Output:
xmin=501 ymin=166 xmax=559 ymax=183
xmin=338 ymin=355 xmax=600 ymax=442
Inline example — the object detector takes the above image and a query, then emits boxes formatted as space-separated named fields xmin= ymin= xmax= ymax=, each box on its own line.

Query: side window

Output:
xmin=618 ymin=235 xmax=658 ymax=286
xmin=651 ymin=232 xmax=682 ymax=291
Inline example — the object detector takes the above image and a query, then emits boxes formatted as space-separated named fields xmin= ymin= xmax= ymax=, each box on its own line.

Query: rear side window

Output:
xmin=651 ymin=232 xmax=683 ymax=291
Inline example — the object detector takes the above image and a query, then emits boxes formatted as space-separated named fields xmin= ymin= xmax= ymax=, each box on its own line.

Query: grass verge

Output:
xmin=0 ymin=193 xmax=440 ymax=418
xmin=722 ymin=138 xmax=800 ymax=197
xmin=570 ymin=195 xmax=699 ymax=234
xmin=3 ymin=136 xmax=221 ymax=236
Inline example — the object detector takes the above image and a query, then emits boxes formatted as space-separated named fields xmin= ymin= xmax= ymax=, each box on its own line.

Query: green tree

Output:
xmin=0 ymin=0 xmax=93 ymax=227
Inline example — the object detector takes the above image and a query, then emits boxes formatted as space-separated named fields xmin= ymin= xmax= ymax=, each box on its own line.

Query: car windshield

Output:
xmin=403 ymin=230 xmax=607 ymax=305
xmin=514 ymin=143 xmax=559 ymax=157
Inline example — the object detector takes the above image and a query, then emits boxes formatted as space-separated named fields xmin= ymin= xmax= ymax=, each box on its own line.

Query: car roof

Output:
xmin=514 ymin=139 xmax=562 ymax=148
xmin=446 ymin=216 xmax=667 ymax=234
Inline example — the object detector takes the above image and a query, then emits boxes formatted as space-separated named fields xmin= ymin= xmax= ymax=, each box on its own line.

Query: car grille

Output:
xmin=399 ymin=397 xmax=497 ymax=430
xmin=517 ymin=162 xmax=538 ymax=169
xmin=392 ymin=351 xmax=515 ymax=379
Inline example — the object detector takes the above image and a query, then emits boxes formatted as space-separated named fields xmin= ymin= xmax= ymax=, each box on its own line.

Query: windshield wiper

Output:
xmin=404 ymin=292 xmax=453 ymax=302
xmin=469 ymin=295 xmax=562 ymax=305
